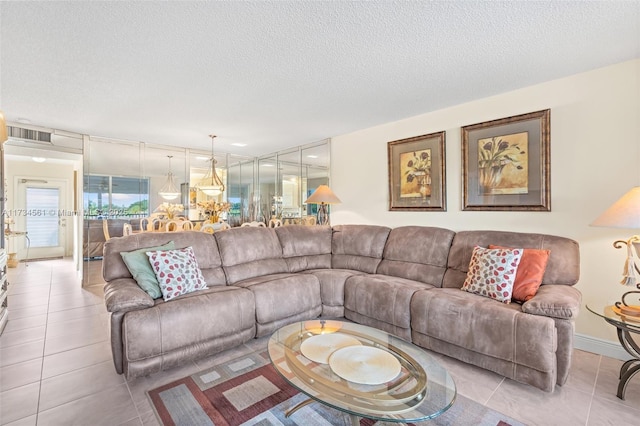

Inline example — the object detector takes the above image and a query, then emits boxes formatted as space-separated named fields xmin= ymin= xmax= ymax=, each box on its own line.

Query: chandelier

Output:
xmin=158 ymin=155 xmax=181 ymax=200
xmin=196 ymin=134 xmax=225 ymax=196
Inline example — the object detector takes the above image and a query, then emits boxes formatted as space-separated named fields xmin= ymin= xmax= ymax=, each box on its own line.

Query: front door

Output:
xmin=13 ymin=179 xmax=67 ymax=260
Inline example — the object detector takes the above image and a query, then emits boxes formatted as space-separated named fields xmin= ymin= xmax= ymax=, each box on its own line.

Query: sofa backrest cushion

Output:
xmin=103 ymin=231 xmax=226 ymax=286
xmin=443 ymin=230 xmax=580 ymax=289
xmin=331 ymin=225 xmax=391 ymax=273
xmin=377 ymin=226 xmax=455 ymax=286
xmin=214 ymin=227 xmax=288 ymax=284
xmin=275 ymin=225 xmax=332 ymax=272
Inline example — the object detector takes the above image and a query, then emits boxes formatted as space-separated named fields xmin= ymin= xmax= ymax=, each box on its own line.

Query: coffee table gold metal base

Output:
xmin=285 ymin=398 xmax=315 ymax=417
xmin=285 ymin=398 xmax=359 ymax=426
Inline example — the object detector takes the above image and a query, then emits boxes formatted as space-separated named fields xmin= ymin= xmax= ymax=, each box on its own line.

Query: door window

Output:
xmin=26 ymin=187 xmax=59 ymax=247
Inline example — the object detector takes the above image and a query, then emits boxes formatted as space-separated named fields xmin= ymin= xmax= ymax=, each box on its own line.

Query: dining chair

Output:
xmin=180 ymin=220 xmax=194 ymax=230
xmin=200 ymin=223 xmax=216 ymax=234
xmin=268 ymin=218 xmax=282 ymax=228
xmin=123 ymin=223 xmax=133 ymax=236
xmin=241 ymin=221 xmax=266 ymax=227
xmin=140 ymin=217 xmax=150 ymax=232
xmin=166 ymin=220 xmax=194 ymax=232
xmin=102 ymin=219 xmax=111 ymax=241
xmin=165 ymin=220 xmax=181 ymax=232
xmin=217 ymin=220 xmax=231 ymax=231
xmin=148 ymin=217 xmax=165 ymax=232
xmin=302 ymin=216 xmax=317 ymax=226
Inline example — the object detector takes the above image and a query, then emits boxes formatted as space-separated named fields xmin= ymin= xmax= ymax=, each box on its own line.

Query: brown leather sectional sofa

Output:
xmin=102 ymin=224 xmax=581 ymax=392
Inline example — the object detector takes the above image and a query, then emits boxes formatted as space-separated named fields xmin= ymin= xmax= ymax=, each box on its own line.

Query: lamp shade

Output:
xmin=305 ymin=185 xmax=341 ymax=205
xmin=195 ymin=158 xmax=225 ymax=196
xmin=158 ymin=156 xmax=181 ymax=200
xmin=591 ymin=187 xmax=640 ymax=229
xmin=195 ymin=134 xmax=225 ymax=196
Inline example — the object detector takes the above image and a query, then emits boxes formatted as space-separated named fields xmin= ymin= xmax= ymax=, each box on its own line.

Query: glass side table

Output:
xmin=587 ymin=304 xmax=640 ymax=399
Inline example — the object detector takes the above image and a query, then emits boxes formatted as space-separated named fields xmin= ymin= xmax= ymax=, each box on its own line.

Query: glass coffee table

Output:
xmin=268 ymin=320 xmax=456 ymax=425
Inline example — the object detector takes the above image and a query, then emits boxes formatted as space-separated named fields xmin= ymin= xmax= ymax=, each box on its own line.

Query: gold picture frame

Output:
xmin=462 ymin=109 xmax=550 ymax=211
xmin=388 ymin=131 xmax=446 ymax=211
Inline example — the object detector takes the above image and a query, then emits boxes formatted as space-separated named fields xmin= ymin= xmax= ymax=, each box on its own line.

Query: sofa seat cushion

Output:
xmin=123 ymin=286 xmax=255 ymax=364
xmin=344 ymin=274 xmax=434 ymax=330
xmin=234 ymin=273 xmax=322 ymax=324
xmin=411 ymin=288 xmax=557 ymax=373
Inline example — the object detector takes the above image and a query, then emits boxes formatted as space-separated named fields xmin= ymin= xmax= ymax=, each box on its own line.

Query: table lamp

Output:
xmin=591 ymin=186 xmax=640 ymax=316
xmin=0 ymin=111 xmax=7 ymax=143
xmin=304 ymin=185 xmax=341 ymax=226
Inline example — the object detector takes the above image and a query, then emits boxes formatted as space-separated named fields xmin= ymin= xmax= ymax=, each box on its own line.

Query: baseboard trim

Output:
xmin=574 ymin=333 xmax=628 ymax=361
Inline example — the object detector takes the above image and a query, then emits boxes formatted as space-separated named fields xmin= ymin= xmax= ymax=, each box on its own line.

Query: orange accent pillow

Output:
xmin=489 ymin=245 xmax=550 ymax=303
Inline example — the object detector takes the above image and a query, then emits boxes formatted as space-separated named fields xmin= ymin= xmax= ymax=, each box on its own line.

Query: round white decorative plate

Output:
xmin=300 ymin=333 xmax=362 ymax=364
xmin=328 ymin=346 xmax=402 ymax=385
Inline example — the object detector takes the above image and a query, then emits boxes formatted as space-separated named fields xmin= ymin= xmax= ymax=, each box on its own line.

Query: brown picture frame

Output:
xmin=462 ymin=109 xmax=550 ymax=211
xmin=388 ymin=131 xmax=446 ymax=211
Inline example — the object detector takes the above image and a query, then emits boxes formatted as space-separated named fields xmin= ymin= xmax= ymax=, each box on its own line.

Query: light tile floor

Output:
xmin=1 ymin=258 xmax=640 ymax=425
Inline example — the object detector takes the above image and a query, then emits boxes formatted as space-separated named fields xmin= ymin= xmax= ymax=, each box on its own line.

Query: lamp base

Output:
xmin=615 ymin=286 xmax=640 ymax=317
xmin=316 ymin=203 xmax=329 ymax=226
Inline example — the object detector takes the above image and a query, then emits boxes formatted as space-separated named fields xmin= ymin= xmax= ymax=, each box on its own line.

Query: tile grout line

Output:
xmin=584 ymin=355 xmax=603 ymax=425
xmin=482 ymin=376 xmax=505 ymax=406
xmin=28 ymin=261 xmax=128 ymax=421
xmin=34 ymin=265 xmax=55 ymax=425
xmin=124 ymin=379 xmax=145 ymax=425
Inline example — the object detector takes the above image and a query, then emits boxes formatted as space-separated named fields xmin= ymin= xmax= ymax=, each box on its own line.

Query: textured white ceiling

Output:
xmin=1 ymin=1 xmax=639 ymax=156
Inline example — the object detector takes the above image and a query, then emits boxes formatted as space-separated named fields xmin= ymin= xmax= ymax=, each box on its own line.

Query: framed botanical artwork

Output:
xmin=388 ymin=131 xmax=446 ymax=211
xmin=462 ymin=109 xmax=550 ymax=211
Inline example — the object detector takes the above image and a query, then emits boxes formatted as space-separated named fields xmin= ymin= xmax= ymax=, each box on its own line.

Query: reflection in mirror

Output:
xmin=82 ymin=136 xmax=329 ymax=284
xmin=227 ymin=158 xmax=254 ymax=227
xmin=302 ymin=142 xmax=330 ymax=217
xmin=146 ymin=145 xmax=186 ymax=208
xmin=83 ymin=138 xmax=144 ymax=285
xmin=189 ymin=150 xmax=214 ymax=220
xmin=278 ymin=148 xmax=302 ymax=219
xmin=258 ymin=156 xmax=277 ymax=224
xmin=254 ymin=140 xmax=330 ymax=225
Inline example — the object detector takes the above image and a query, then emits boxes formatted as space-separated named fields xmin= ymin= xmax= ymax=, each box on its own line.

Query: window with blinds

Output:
xmin=26 ymin=187 xmax=59 ymax=247
xmin=83 ymin=175 xmax=149 ymax=219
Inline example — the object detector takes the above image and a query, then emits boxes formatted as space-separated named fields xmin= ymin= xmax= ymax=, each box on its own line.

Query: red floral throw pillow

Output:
xmin=461 ymin=246 xmax=523 ymax=303
xmin=489 ymin=244 xmax=550 ymax=303
xmin=146 ymin=246 xmax=207 ymax=301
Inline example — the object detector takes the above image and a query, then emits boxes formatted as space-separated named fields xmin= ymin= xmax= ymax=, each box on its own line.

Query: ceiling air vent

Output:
xmin=7 ymin=126 xmax=52 ymax=144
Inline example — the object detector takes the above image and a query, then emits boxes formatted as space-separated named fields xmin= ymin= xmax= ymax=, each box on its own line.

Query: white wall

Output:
xmin=331 ymin=59 xmax=640 ymax=349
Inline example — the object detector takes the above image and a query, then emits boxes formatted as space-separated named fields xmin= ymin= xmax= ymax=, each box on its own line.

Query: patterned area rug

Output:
xmin=148 ymin=350 xmax=524 ymax=426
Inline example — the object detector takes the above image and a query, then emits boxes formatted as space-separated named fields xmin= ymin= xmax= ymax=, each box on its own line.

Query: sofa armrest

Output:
xmin=521 ymin=285 xmax=581 ymax=320
xmin=104 ymin=278 xmax=155 ymax=313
